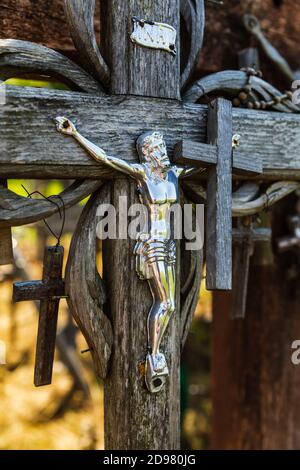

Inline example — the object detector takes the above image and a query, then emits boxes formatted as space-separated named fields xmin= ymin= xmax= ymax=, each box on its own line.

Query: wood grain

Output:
xmin=65 ymin=185 xmax=113 ymax=379
xmin=13 ymin=280 xmax=65 ymax=302
xmin=174 ymin=139 xmax=263 ymax=175
xmin=180 ymin=195 xmax=203 ymax=349
xmin=0 ymin=179 xmax=13 ymax=264
xmin=107 ymin=0 xmax=180 ymax=99
xmin=180 ymin=0 xmax=205 ymax=90
xmin=34 ymin=246 xmax=64 ymax=387
xmin=174 ymin=140 xmax=217 ymax=166
xmin=183 ymin=70 xmax=299 ymax=114
xmin=1 ymin=1 xmax=300 ymax=93
xmin=231 ymin=226 xmax=271 ymax=319
xmin=212 ymin=197 xmax=300 ymax=449
xmin=1 ymin=87 xmax=300 ymax=180
xmin=103 ymin=0 xmax=181 ymax=450
xmin=206 ymin=98 xmax=232 ymax=291
xmin=14 ymin=246 xmax=65 ymax=386
xmin=64 ymin=0 xmax=110 ymax=88
xmin=103 ymin=180 xmax=180 ymax=449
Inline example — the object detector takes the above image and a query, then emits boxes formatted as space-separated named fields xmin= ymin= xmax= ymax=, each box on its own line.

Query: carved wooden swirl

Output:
xmin=0 ymin=39 xmax=104 ymax=94
xmin=180 ymin=0 xmax=205 ymax=90
xmin=62 ymin=0 xmax=205 ymax=94
xmin=183 ymin=70 xmax=300 ymax=113
xmin=65 ymin=184 xmax=113 ymax=378
xmin=0 ymin=180 xmax=103 ymax=228
xmin=179 ymin=195 xmax=203 ymax=348
xmin=64 ymin=0 xmax=110 ymax=89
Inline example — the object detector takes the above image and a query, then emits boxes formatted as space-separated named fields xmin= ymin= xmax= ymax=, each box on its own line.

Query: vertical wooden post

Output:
xmin=206 ymin=99 xmax=232 ymax=291
xmin=103 ymin=1 xmax=181 ymax=450
xmin=212 ymin=197 xmax=300 ymax=449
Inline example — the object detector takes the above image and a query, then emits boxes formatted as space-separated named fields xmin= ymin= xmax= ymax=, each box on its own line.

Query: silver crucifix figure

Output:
xmin=55 ymin=117 xmax=193 ymax=393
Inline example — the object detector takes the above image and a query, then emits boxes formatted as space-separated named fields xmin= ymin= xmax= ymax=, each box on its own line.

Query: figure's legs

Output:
xmin=145 ymin=260 xmax=176 ymax=393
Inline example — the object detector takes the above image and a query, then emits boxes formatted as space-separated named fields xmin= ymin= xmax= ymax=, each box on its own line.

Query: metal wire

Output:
xmin=21 ymin=185 xmax=66 ymax=247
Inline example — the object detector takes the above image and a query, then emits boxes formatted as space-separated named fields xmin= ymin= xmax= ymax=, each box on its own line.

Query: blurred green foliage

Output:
xmin=6 ymin=78 xmax=69 ymax=90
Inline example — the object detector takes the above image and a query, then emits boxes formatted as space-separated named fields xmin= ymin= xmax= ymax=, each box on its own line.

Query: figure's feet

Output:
xmin=55 ymin=116 xmax=77 ymax=136
xmin=145 ymin=352 xmax=169 ymax=393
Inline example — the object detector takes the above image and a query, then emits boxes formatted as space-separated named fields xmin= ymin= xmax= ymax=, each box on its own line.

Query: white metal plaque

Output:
xmin=130 ymin=17 xmax=177 ymax=56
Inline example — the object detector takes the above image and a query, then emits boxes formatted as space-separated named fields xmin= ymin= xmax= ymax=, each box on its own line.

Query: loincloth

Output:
xmin=134 ymin=235 xmax=176 ymax=280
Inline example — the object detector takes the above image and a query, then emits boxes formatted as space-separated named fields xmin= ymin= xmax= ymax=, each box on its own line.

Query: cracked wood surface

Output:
xmin=1 ymin=87 xmax=300 ymax=180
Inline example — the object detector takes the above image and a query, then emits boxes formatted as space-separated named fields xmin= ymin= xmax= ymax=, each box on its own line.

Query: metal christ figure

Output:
xmin=55 ymin=117 xmax=193 ymax=393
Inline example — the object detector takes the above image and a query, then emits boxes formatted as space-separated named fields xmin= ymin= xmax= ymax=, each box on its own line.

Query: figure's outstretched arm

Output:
xmin=55 ymin=117 xmax=143 ymax=178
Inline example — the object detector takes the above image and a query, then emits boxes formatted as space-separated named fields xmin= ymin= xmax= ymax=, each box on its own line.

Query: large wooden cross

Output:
xmin=0 ymin=0 xmax=300 ymax=450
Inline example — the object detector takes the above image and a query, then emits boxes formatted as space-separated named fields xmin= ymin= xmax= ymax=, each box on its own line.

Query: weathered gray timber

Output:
xmin=65 ymin=185 xmax=113 ymax=379
xmin=100 ymin=0 xmax=184 ymax=450
xmin=183 ymin=70 xmax=300 ymax=113
xmin=174 ymin=140 xmax=263 ymax=175
xmin=180 ymin=0 xmax=205 ymax=89
xmin=185 ymin=180 xmax=300 ymax=218
xmin=14 ymin=246 xmax=65 ymax=386
xmin=0 ymin=39 xmax=103 ymax=94
xmin=64 ymin=0 xmax=110 ymax=88
xmin=103 ymin=179 xmax=181 ymax=449
xmin=1 ymin=87 xmax=300 ymax=180
xmin=206 ymin=98 xmax=232 ymax=291
xmin=107 ymin=1 xmax=180 ymax=99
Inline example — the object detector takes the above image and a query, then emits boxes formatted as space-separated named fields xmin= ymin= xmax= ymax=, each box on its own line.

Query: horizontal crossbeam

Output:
xmin=174 ymin=140 xmax=263 ymax=175
xmin=0 ymin=86 xmax=300 ymax=180
xmin=13 ymin=280 xmax=65 ymax=302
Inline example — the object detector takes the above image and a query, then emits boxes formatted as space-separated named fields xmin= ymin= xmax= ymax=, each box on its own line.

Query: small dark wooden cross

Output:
xmin=231 ymin=218 xmax=271 ymax=318
xmin=13 ymin=245 xmax=65 ymax=386
xmin=174 ymin=99 xmax=263 ymax=291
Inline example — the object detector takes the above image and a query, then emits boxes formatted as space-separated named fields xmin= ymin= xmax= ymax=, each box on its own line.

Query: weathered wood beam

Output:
xmin=102 ymin=0 xmax=181 ymax=451
xmin=0 ymin=180 xmax=103 ymax=228
xmin=103 ymin=179 xmax=181 ymax=449
xmin=174 ymin=140 xmax=263 ymax=175
xmin=1 ymin=87 xmax=300 ymax=180
xmin=107 ymin=1 xmax=180 ymax=99
xmin=64 ymin=0 xmax=110 ymax=87
xmin=174 ymin=140 xmax=217 ymax=166
xmin=13 ymin=280 xmax=65 ymax=302
xmin=66 ymin=185 xmax=113 ymax=380
xmin=180 ymin=0 xmax=205 ymax=90
xmin=206 ymin=98 xmax=232 ymax=291
xmin=0 ymin=39 xmax=103 ymax=94
xmin=14 ymin=246 xmax=65 ymax=386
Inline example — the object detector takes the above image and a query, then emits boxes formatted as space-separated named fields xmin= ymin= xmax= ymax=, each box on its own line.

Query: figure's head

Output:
xmin=136 ymin=131 xmax=170 ymax=170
